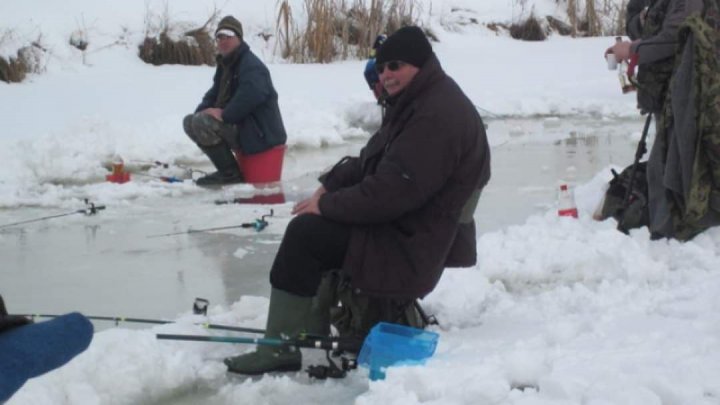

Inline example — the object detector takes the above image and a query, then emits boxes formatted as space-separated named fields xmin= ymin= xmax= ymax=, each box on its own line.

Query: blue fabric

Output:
xmin=0 ymin=312 xmax=93 ymax=402
xmin=364 ymin=58 xmax=378 ymax=89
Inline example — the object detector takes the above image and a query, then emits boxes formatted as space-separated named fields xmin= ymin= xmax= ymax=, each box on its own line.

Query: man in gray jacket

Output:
xmin=607 ymin=0 xmax=703 ymax=114
xmin=604 ymin=0 xmax=707 ymax=239
xmin=223 ymin=26 xmax=491 ymax=375
xmin=183 ymin=16 xmax=287 ymax=186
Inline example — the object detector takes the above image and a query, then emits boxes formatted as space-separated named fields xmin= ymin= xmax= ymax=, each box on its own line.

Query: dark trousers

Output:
xmin=270 ymin=214 xmax=351 ymax=297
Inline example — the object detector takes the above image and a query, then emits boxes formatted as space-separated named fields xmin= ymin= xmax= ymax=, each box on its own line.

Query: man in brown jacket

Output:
xmin=224 ymin=26 xmax=491 ymax=375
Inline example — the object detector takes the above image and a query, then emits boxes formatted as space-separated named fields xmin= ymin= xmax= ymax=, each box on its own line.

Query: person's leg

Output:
xmin=184 ymin=113 xmax=243 ymax=186
xmin=224 ymin=215 xmax=351 ymax=375
xmin=271 ymin=214 xmax=352 ymax=336
xmin=269 ymin=214 xmax=351 ymax=296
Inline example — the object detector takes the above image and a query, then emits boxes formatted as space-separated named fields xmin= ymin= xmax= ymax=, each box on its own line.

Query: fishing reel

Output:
xmin=240 ymin=209 xmax=273 ymax=232
xmin=81 ymin=199 xmax=106 ymax=216
xmin=306 ymin=350 xmax=358 ymax=380
xmin=193 ymin=298 xmax=209 ymax=315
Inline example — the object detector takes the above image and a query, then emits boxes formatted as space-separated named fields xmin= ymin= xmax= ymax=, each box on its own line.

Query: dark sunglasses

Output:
xmin=375 ymin=60 xmax=405 ymax=74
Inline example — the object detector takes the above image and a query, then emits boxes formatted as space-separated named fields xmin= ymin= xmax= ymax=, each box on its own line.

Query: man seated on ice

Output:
xmin=183 ymin=15 xmax=287 ymax=187
xmin=223 ymin=26 xmax=491 ymax=375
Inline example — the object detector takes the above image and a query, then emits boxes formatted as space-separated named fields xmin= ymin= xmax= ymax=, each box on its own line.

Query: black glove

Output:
xmin=0 ymin=294 xmax=33 ymax=333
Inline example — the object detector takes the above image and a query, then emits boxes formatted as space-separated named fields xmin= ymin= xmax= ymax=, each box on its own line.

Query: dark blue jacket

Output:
xmin=364 ymin=58 xmax=379 ymax=89
xmin=196 ymin=42 xmax=287 ymax=154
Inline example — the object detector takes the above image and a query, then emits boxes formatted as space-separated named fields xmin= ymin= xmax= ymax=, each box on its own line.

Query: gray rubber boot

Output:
xmin=196 ymin=144 xmax=244 ymax=186
xmin=224 ymin=288 xmax=311 ymax=375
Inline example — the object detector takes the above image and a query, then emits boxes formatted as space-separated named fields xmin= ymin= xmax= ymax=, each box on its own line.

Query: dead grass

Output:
xmin=276 ymin=0 xmax=423 ymax=64
xmin=509 ymin=14 xmax=546 ymax=41
xmin=565 ymin=0 xmax=626 ymax=37
xmin=138 ymin=7 xmax=218 ymax=66
xmin=0 ymin=55 xmax=27 ymax=83
xmin=0 ymin=41 xmax=47 ymax=84
xmin=139 ymin=29 xmax=215 ymax=66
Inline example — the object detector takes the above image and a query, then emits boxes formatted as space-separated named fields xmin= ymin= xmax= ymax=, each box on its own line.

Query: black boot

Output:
xmin=197 ymin=144 xmax=244 ymax=186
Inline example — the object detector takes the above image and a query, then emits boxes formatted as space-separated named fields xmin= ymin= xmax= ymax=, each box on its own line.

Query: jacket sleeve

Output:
xmin=319 ymin=156 xmax=363 ymax=191
xmin=196 ymin=69 xmax=220 ymax=112
xmin=625 ymin=0 xmax=649 ymax=40
xmin=632 ymin=0 xmax=704 ymax=64
xmin=318 ymin=114 xmax=461 ymax=224
xmin=221 ymin=66 xmax=272 ymax=124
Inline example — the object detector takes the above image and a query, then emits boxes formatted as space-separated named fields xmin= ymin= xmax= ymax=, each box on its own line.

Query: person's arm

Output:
xmin=319 ymin=155 xmax=363 ymax=192
xmin=626 ymin=0 xmax=650 ymax=40
xmin=632 ymin=0 xmax=704 ymax=64
xmin=196 ymin=69 xmax=221 ymax=112
xmin=319 ymin=114 xmax=462 ymax=224
xmin=220 ymin=66 xmax=272 ymax=124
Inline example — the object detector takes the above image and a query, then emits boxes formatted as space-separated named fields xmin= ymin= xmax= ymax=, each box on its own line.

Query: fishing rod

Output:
xmin=0 ymin=199 xmax=105 ymax=229
xmin=130 ymin=159 xmax=208 ymax=176
xmin=20 ymin=314 xmax=265 ymax=335
xmin=156 ymin=333 xmax=362 ymax=352
xmin=474 ymin=104 xmax=499 ymax=119
xmin=156 ymin=332 xmax=362 ymax=379
xmin=132 ymin=172 xmax=184 ymax=183
xmin=147 ymin=209 xmax=274 ymax=238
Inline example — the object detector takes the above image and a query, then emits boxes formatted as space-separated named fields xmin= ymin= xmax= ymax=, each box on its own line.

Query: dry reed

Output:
xmin=138 ymin=9 xmax=217 ymax=66
xmin=276 ymin=0 xmax=422 ymax=64
xmin=0 ymin=43 xmax=46 ymax=83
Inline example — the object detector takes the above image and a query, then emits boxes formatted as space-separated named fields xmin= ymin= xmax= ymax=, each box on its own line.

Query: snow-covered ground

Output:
xmin=2 ymin=1 xmax=720 ymax=404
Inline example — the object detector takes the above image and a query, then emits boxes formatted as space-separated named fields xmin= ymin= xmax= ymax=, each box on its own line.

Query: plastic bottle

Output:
xmin=558 ymin=184 xmax=578 ymax=218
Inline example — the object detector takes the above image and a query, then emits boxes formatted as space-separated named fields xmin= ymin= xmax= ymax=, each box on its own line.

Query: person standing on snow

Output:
xmin=603 ymin=0 xmax=720 ymax=241
xmin=183 ymin=15 xmax=287 ymax=186
xmin=606 ymin=0 xmax=703 ymax=115
xmin=223 ymin=26 xmax=491 ymax=375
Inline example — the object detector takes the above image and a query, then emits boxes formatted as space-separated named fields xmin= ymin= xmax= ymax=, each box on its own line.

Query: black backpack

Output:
xmin=314 ymin=271 xmax=436 ymax=350
xmin=598 ymin=162 xmax=650 ymax=233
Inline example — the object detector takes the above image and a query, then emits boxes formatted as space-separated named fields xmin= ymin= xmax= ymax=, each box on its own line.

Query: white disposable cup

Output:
xmin=606 ymin=53 xmax=618 ymax=70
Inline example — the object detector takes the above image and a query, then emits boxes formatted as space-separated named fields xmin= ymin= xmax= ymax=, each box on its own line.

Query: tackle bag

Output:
xmin=315 ymin=271 xmax=433 ymax=350
xmin=599 ymin=162 xmax=650 ymax=233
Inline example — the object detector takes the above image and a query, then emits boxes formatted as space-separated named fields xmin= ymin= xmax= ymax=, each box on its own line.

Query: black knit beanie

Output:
xmin=376 ymin=26 xmax=432 ymax=68
xmin=216 ymin=15 xmax=244 ymax=39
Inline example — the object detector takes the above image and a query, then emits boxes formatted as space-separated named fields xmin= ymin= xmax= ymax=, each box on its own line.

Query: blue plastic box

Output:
xmin=358 ymin=322 xmax=439 ymax=380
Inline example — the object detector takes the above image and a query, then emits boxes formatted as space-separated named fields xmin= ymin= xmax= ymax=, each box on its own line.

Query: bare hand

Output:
xmin=292 ymin=186 xmax=326 ymax=216
xmin=201 ymin=108 xmax=224 ymax=122
xmin=606 ymin=40 xmax=632 ymax=62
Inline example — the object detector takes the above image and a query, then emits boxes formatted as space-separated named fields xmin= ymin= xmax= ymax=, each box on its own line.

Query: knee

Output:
xmin=284 ymin=214 xmax=320 ymax=240
xmin=189 ymin=114 xmax=223 ymax=147
xmin=183 ymin=114 xmax=195 ymax=139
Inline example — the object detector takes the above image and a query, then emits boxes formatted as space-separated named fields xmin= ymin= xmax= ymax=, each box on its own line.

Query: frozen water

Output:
xmin=1 ymin=116 xmax=642 ymax=323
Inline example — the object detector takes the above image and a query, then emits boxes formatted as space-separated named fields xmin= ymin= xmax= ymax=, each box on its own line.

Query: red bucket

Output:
xmin=233 ymin=145 xmax=286 ymax=183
